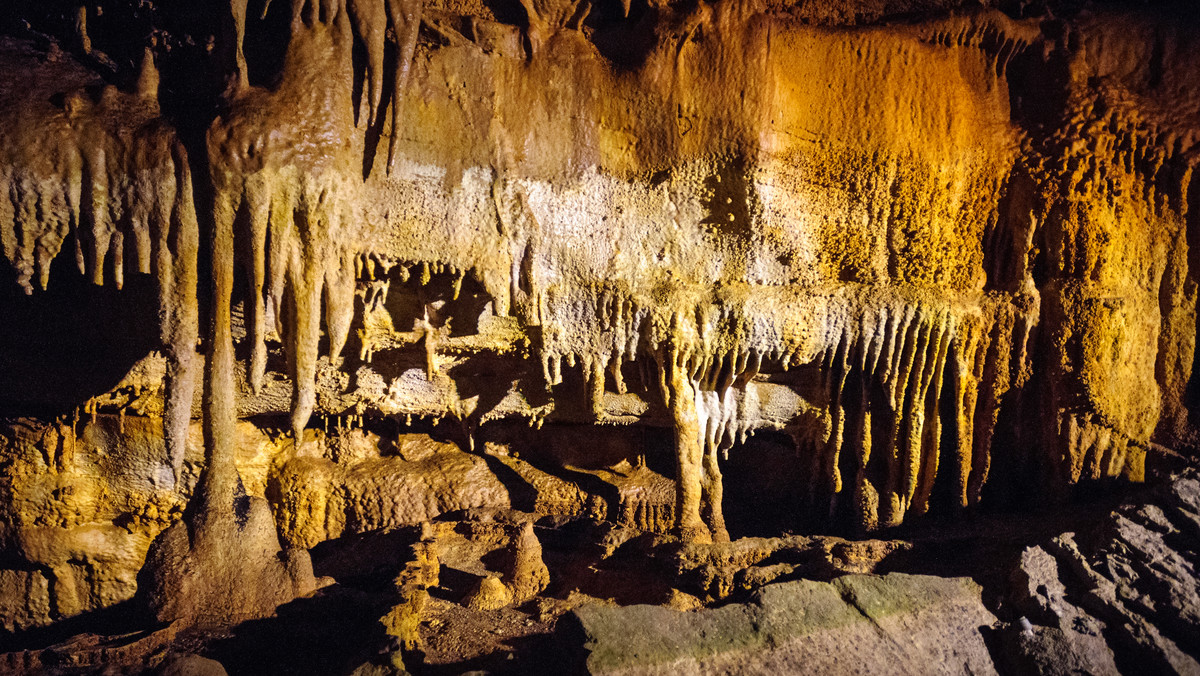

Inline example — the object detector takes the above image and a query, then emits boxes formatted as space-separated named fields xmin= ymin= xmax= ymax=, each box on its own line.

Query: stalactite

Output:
xmin=0 ymin=48 xmax=198 ymax=487
xmin=751 ymin=295 xmax=1046 ymax=531
xmin=523 ymin=278 xmax=1062 ymax=536
xmin=205 ymin=172 xmax=241 ymax=524
xmin=231 ymin=0 xmax=251 ymax=90
xmin=158 ymin=143 xmax=200 ymax=487
xmin=232 ymin=0 xmax=423 ymax=172
xmin=384 ymin=0 xmax=423 ymax=172
xmin=348 ymin=0 xmax=387 ymax=125
xmin=209 ymin=1 xmax=377 ymax=444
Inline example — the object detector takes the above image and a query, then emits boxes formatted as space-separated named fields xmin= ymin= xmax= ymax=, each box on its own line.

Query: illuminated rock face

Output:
xmin=0 ymin=0 xmax=1198 ymax=628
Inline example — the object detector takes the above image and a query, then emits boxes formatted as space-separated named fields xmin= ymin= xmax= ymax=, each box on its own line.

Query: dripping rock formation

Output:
xmin=0 ymin=0 xmax=1198 ymax=673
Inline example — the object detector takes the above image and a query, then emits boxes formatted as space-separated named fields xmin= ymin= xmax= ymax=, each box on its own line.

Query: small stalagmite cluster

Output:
xmin=0 ymin=0 xmax=1197 ymax=651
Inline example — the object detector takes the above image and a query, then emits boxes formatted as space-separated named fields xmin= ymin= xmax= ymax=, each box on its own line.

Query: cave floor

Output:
xmin=0 ymin=482 xmax=1145 ymax=676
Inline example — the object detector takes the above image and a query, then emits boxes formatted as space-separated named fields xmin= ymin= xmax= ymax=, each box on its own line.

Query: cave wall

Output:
xmin=0 ymin=0 xmax=1198 ymax=630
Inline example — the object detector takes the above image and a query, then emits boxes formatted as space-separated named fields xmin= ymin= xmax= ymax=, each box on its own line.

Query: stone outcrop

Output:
xmin=567 ymin=573 xmax=1000 ymax=675
xmin=998 ymin=470 xmax=1200 ymax=675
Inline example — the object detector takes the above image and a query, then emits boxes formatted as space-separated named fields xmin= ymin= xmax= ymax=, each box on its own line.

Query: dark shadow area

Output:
xmin=478 ymin=450 xmax=542 ymax=513
xmin=928 ymin=348 xmax=967 ymax=519
xmin=447 ymin=355 xmax=536 ymax=433
xmin=428 ymin=565 xmax=482 ymax=605
xmin=240 ymin=0 xmax=293 ymax=91
xmin=722 ymin=430 xmax=805 ymax=539
xmin=476 ymin=0 xmax=530 ymax=31
xmin=309 ymin=525 xmax=420 ymax=586
xmin=414 ymin=631 xmax=575 ymax=676
xmin=0 ymin=600 xmax=146 ymax=654
xmin=587 ymin=1 xmax=659 ymax=72
xmin=204 ymin=584 xmax=394 ymax=676
xmin=978 ymin=625 xmax=1021 ymax=676
xmin=0 ymin=256 xmax=160 ymax=417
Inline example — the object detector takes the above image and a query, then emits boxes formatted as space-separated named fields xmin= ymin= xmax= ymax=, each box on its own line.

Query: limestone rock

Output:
xmin=1003 ymin=471 xmax=1200 ymax=674
xmin=272 ymin=445 xmax=543 ymax=549
xmin=0 ymin=569 xmax=51 ymax=633
xmin=996 ymin=622 xmax=1118 ymax=676
xmin=153 ymin=654 xmax=229 ymax=676
xmin=663 ymin=589 xmax=704 ymax=612
xmin=661 ymin=534 xmax=907 ymax=601
xmin=568 ymin=573 xmax=999 ymax=675
xmin=1 ymin=0 xmax=1200 ymax=654
xmin=1008 ymin=546 xmax=1069 ymax=626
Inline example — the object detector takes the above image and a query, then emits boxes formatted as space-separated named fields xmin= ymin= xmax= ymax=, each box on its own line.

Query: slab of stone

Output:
xmin=567 ymin=572 xmax=999 ymax=675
